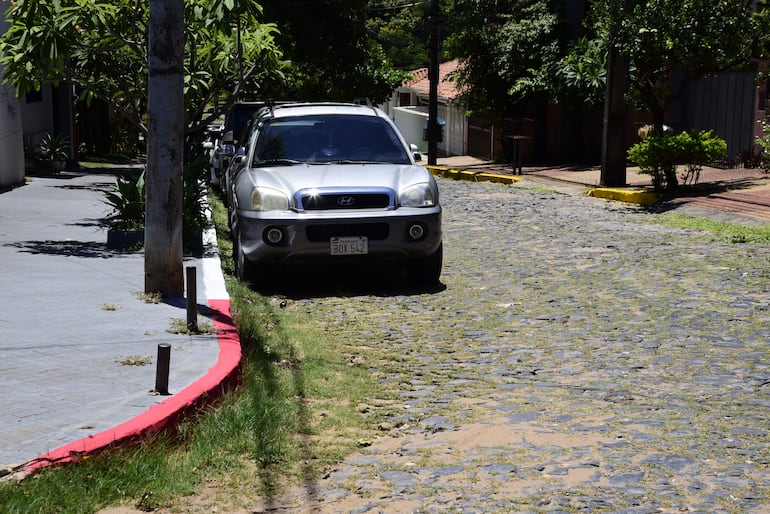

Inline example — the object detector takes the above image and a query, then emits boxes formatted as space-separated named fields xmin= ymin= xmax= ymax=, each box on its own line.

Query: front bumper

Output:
xmin=236 ymin=206 xmax=442 ymax=267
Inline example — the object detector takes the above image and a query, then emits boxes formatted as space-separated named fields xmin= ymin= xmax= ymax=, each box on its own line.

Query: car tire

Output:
xmin=407 ymin=242 xmax=443 ymax=285
xmin=235 ymin=235 xmax=275 ymax=289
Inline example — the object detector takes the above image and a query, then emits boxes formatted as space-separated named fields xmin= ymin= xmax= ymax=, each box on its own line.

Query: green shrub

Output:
xmin=104 ymin=171 xmax=145 ymax=231
xmin=627 ymin=130 xmax=727 ymax=191
xmin=104 ymin=160 xmax=210 ymax=234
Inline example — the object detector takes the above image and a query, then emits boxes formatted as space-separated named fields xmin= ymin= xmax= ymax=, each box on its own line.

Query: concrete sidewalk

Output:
xmin=0 ymin=170 xmax=240 ymax=476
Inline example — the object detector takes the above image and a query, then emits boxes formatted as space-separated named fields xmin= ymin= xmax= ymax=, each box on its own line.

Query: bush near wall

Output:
xmin=627 ymin=130 xmax=727 ymax=192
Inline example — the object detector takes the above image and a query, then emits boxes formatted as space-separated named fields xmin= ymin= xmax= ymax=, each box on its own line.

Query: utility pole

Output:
xmin=146 ymin=0 xmax=184 ymax=296
xmin=600 ymin=0 xmax=628 ymax=187
xmin=427 ymin=0 xmax=439 ymax=166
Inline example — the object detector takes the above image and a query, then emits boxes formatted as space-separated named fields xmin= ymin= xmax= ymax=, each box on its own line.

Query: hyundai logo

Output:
xmin=337 ymin=196 xmax=356 ymax=207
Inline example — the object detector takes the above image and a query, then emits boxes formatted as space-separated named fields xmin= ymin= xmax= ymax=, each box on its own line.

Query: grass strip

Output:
xmin=654 ymin=212 xmax=770 ymax=243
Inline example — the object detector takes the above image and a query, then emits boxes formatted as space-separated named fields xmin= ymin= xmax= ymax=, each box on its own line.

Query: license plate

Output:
xmin=330 ymin=236 xmax=368 ymax=255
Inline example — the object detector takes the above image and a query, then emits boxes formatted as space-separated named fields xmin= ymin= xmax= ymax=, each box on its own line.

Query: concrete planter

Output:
xmin=106 ymin=228 xmax=144 ymax=250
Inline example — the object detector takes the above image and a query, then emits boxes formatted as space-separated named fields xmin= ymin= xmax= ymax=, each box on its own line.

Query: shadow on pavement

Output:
xmin=4 ymin=239 xmax=139 ymax=258
xmin=248 ymin=262 xmax=447 ymax=300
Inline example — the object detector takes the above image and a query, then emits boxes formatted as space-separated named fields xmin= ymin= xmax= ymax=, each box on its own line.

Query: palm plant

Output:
xmin=37 ymin=132 xmax=70 ymax=161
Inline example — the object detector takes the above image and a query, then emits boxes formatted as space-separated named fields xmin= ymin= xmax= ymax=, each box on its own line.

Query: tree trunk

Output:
xmin=600 ymin=6 xmax=628 ymax=187
xmin=145 ymin=0 xmax=184 ymax=296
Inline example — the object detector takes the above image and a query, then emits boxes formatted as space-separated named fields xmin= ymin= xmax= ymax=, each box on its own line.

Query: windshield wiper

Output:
xmin=328 ymin=160 xmax=388 ymax=165
xmin=254 ymin=159 xmax=303 ymax=166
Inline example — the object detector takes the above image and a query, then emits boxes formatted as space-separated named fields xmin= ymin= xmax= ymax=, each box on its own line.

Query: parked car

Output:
xmin=209 ymin=101 xmax=267 ymax=187
xmin=229 ymin=101 xmax=443 ymax=287
xmin=202 ymin=123 xmax=223 ymax=164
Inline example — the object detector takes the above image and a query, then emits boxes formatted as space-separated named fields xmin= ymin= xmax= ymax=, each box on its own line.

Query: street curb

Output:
xmin=587 ymin=187 xmax=661 ymax=206
xmin=428 ymin=164 xmax=662 ymax=206
xmin=427 ymin=165 xmax=523 ymax=185
xmin=22 ymin=298 xmax=241 ymax=475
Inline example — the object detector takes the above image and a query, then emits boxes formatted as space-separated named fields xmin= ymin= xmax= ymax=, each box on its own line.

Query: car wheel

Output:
xmin=407 ymin=242 xmax=443 ymax=285
xmin=235 ymin=235 xmax=275 ymax=288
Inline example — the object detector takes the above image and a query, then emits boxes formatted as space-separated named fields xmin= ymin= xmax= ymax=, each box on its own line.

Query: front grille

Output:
xmin=301 ymin=193 xmax=390 ymax=210
xmin=295 ymin=187 xmax=395 ymax=211
xmin=306 ymin=223 xmax=390 ymax=242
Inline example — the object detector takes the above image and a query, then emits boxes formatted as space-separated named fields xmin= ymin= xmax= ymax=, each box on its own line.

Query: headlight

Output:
xmin=400 ymin=183 xmax=436 ymax=207
xmin=250 ymin=187 xmax=289 ymax=211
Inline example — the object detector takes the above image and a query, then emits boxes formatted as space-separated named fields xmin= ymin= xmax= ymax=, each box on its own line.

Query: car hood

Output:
xmin=250 ymin=163 xmax=435 ymax=195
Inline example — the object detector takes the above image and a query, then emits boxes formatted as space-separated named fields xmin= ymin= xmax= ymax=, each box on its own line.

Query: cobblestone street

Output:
xmin=287 ymin=176 xmax=770 ymax=512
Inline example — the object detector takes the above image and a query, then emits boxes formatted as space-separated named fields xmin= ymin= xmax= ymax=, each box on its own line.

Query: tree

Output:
xmin=623 ymin=0 xmax=768 ymax=133
xmin=143 ymin=0 xmax=184 ymax=296
xmin=259 ymin=0 xmax=404 ymax=102
xmin=562 ymin=0 xmax=770 ymax=133
xmin=445 ymin=0 xmax=564 ymax=116
xmin=366 ymin=0 xmax=435 ymax=71
xmin=0 ymin=0 xmax=286 ymax=145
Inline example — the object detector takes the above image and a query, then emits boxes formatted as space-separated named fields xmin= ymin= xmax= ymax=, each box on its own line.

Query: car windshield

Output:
xmin=252 ymin=114 xmax=411 ymax=166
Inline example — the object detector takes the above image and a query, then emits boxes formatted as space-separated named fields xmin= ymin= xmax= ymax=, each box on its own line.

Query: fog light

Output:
xmin=408 ymin=224 xmax=425 ymax=240
xmin=265 ymin=227 xmax=284 ymax=244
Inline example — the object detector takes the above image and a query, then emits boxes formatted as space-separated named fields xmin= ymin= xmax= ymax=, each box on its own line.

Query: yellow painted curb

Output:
xmin=426 ymin=166 xmax=522 ymax=185
xmin=476 ymin=173 xmax=521 ymax=184
xmin=587 ymin=187 xmax=661 ymax=206
xmin=426 ymin=165 xmax=659 ymax=206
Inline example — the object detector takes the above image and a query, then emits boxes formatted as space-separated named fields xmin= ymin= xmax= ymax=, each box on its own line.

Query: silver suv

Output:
xmin=228 ymin=101 xmax=442 ymax=287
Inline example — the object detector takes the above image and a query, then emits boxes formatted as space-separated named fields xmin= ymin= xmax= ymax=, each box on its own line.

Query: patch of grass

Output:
xmin=100 ymin=303 xmax=119 ymax=311
xmin=0 ymin=190 xmax=387 ymax=511
xmin=166 ymin=317 xmax=215 ymax=335
xmin=133 ymin=290 xmax=162 ymax=304
xmin=116 ymin=355 xmax=152 ymax=366
xmin=515 ymin=185 xmax=564 ymax=195
xmin=0 ymin=438 xmax=190 ymax=513
xmin=654 ymin=213 xmax=770 ymax=243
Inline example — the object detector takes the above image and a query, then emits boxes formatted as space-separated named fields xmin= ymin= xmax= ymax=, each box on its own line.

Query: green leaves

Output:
xmin=1 ymin=0 xmax=284 ymax=138
xmin=627 ymin=130 xmax=728 ymax=191
xmin=448 ymin=0 xmax=562 ymax=114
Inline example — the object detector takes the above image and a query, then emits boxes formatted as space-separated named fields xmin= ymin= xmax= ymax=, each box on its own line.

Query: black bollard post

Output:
xmin=186 ymin=266 xmax=198 ymax=332
xmin=154 ymin=343 xmax=171 ymax=395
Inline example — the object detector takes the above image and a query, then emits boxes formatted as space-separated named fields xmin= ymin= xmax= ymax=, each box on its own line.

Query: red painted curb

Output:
xmin=24 ymin=298 xmax=241 ymax=473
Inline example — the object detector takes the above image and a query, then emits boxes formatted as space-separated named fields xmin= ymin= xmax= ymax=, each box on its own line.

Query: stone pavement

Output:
xmin=0 ymin=169 xmax=239 ymax=477
xmin=279 ymin=176 xmax=770 ymax=513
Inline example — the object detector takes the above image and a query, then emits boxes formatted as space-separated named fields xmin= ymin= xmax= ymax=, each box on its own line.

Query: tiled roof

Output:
xmin=403 ymin=59 xmax=462 ymax=100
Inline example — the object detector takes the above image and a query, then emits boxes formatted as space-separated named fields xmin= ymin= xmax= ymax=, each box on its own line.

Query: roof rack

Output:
xmin=259 ymin=100 xmax=380 ymax=118
xmin=353 ymin=97 xmax=373 ymax=108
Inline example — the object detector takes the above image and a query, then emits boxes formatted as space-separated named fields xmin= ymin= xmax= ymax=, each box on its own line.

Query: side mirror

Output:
xmin=411 ymin=144 xmax=422 ymax=162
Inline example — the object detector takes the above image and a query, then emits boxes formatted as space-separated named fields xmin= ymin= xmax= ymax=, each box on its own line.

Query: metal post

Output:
xmin=186 ymin=266 xmax=197 ymax=332
xmin=154 ymin=343 xmax=171 ymax=395
xmin=427 ymin=0 xmax=440 ymax=165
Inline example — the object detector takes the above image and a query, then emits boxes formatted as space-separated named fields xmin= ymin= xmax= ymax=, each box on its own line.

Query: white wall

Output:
xmin=393 ymin=106 xmax=429 ymax=153
xmin=0 ymin=0 xmax=24 ymax=188
xmin=384 ymin=93 xmax=467 ymax=156
xmin=443 ymin=103 xmax=466 ymax=156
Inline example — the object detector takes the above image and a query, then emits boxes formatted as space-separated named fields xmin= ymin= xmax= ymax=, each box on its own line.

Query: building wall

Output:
xmin=669 ymin=71 xmax=758 ymax=163
xmin=0 ymin=0 xmax=24 ymax=188
xmin=383 ymin=89 xmax=468 ymax=156
xmin=20 ymin=88 xmax=56 ymax=148
xmin=393 ymin=106 xmax=428 ymax=152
